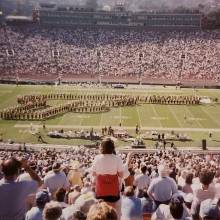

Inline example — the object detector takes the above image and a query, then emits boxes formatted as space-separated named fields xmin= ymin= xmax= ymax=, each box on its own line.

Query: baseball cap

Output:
xmin=199 ymin=199 xmax=220 ymax=219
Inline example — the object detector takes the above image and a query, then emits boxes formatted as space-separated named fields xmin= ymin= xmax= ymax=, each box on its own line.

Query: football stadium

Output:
xmin=0 ymin=1 xmax=220 ymax=220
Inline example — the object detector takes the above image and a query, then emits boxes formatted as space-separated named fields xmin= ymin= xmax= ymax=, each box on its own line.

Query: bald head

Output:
xmin=2 ymin=157 xmax=21 ymax=177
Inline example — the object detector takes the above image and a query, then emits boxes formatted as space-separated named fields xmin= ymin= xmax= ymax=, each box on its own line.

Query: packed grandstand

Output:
xmin=1 ymin=1 xmax=220 ymax=220
xmin=0 ymin=26 xmax=219 ymax=86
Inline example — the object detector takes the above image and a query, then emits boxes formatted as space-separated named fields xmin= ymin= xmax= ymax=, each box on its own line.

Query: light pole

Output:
xmin=97 ymin=50 xmax=102 ymax=85
xmin=138 ymin=52 xmax=144 ymax=85
xmin=179 ymin=53 xmax=185 ymax=88
xmin=52 ymin=48 xmax=60 ymax=85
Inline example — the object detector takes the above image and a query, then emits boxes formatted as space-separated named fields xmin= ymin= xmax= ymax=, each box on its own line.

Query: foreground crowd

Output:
xmin=0 ymin=139 xmax=220 ymax=220
xmin=0 ymin=26 xmax=219 ymax=82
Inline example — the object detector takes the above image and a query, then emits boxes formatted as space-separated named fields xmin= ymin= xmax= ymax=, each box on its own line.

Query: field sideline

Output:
xmin=0 ymin=84 xmax=220 ymax=149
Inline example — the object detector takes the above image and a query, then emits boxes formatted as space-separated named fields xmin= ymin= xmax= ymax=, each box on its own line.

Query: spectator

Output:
xmin=44 ymin=162 xmax=70 ymax=197
xmin=43 ymin=201 xmax=62 ymax=220
xmin=68 ymin=185 xmax=81 ymax=205
xmin=86 ymin=201 xmax=118 ymax=220
xmin=26 ymin=190 xmax=50 ymax=220
xmin=67 ymin=161 xmax=83 ymax=188
xmin=199 ymin=199 xmax=220 ymax=220
xmin=0 ymin=157 xmax=42 ymax=219
xmin=191 ymin=169 xmax=216 ymax=218
xmin=121 ymin=186 xmax=142 ymax=220
xmin=54 ymin=188 xmax=68 ymax=208
xmin=140 ymin=189 xmax=156 ymax=214
xmin=182 ymin=173 xmax=194 ymax=194
xmin=147 ymin=164 xmax=178 ymax=207
xmin=152 ymin=193 xmax=190 ymax=220
xmin=91 ymin=138 xmax=124 ymax=210
xmin=133 ymin=165 xmax=151 ymax=198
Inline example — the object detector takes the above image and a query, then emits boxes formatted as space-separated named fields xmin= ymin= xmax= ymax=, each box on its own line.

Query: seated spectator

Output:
xmin=54 ymin=188 xmax=68 ymax=208
xmin=191 ymin=169 xmax=216 ymax=218
xmin=124 ymin=167 xmax=135 ymax=187
xmin=62 ymin=192 xmax=96 ymax=220
xmin=147 ymin=164 xmax=178 ymax=208
xmin=140 ymin=189 xmax=156 ymax=214
xmin=199 ymin=199 xmax=220 ymax=220
xmin=182 ymin=173 xmax=194 ymax=194
xmin=43 ymin=201 xmax=62 ymax=220
xmin=184 ymin=193 xmax=194 ymax=212
xmin=68 ymin=185 xmax=81 ymax=205
xmin=86 ymin=201 xmax=118 ymax=220
xmin=67 ymin=161 xmax=83 ymax=188
xmin=44 ymin=163 xmax=70 ymax=197
xmin=0 ymin=157 xmax=42 ymax=219
xmin=133 ymin=165 xmax=151 ymax=198
xmin=25 ymin=190 xmax=50 ymax=220
xmin=151 ymin=193 xmax=190 ymax=220
xmin=121 ymin=186 xmax=142 ymax=220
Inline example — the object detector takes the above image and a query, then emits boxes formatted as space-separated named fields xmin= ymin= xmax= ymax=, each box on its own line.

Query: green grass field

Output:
xmin=0 ymin=84 xmax=220 ymax=149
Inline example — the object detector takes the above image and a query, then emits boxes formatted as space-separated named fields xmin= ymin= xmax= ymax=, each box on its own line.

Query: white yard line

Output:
xmin=200 ymin=106 xmax=220 ymax=127
xmin=168 ymin=105 xmax=182 ymax=127
xmin=14 ymin=124 xmax=220 ymax=132
xmin=120 ymin=107 xmax=122 ymax=124
xmin=183 ymin=105 xmax=203 ymax=128
xmin=151 ymin=104 xmax=163 ymax=127
xmin=136 ymin=106 xmax=142 ymax=128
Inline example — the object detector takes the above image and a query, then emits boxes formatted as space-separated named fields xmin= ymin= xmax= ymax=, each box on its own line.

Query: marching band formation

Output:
xmin=0 ymin=93 xmax=202 ymax=121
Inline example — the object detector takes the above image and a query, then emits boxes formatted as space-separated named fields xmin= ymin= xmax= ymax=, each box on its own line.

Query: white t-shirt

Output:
xmin=152 ymin=204 xmax=190 ymax=220
xmin=91 ymin=154 xmax=124 ymax=175
xmin=134 ymin=174 xmax=151 ymax=191
xmin=44 ymin=171 xmax=70 ymax=194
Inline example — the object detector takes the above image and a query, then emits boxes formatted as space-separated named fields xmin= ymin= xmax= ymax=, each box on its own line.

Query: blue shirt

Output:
xmin=121 ymin=196 xmax=142 ymax=220
xmin=0 ymin=178 xmax=38 ymax=220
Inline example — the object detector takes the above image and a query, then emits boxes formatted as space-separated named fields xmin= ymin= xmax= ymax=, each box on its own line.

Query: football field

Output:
xmin=0 ymin=84 xmax=220 ymax=149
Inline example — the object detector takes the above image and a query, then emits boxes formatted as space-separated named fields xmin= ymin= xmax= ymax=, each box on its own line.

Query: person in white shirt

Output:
xmin=133 ymin=165 xmax=151 ymax=198
xmin=152 ymin=193 xmax=190 ymax=220
xmin=91 ymin=138 xmax=130 ymax=217
xmin=191 ymin=169 xmax=216 ymax=218
xmin=44 ymin=163 xmax=70 ymax=197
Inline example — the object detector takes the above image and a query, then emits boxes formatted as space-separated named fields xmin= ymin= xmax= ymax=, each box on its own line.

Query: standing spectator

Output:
xmin=147 ymin=164 xmax=178 ymax=207
xmin=26 ymin=190 xmax=50 ymax=220
xmin=44 ymin=163 xmax=70 ymax=197
xmin=133 ymin=165 xmax=151 ymax=198
xmin=121 ymin=186 xmax=142 ymax=220
xmin=91 ymin=138 xmax=124 ymax=213
xmin=0 ymin=157 xmax=42 ymax=219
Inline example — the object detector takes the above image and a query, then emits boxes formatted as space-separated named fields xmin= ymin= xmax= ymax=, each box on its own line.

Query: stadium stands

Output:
xmin=0 ymin=142 xmax=220 ymax=219
xmin=0 ymin=25 xmax=219 ymax=85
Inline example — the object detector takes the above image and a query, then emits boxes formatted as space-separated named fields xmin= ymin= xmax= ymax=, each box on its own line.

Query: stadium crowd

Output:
xmin=0 ymin=139 xmax=220 ymax=220
xmin=0 ymin=26 xmax=219 ymax=83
